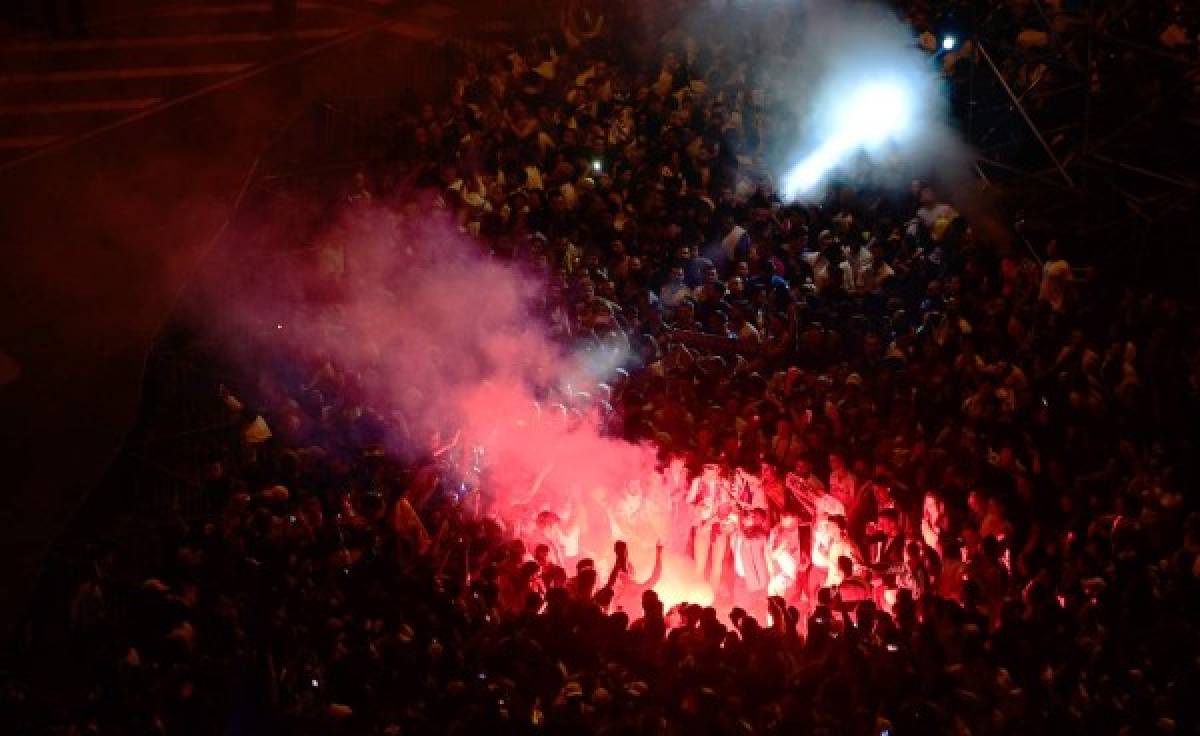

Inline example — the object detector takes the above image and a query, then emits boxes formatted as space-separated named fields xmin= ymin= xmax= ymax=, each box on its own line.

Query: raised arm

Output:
xmin=638 ymin=543 xmax=665 ymax=589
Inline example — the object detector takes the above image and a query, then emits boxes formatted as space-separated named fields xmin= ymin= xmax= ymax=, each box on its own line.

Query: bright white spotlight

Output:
xmin=942 ymin=35 xmax=957 ymax=51
xmin=837 ymin=81 xmax=913 ymax=146
xmin=783 ymin=145 xmax=840 ymax=198
xmin=781 ymin=78 xmax=916 ymax=200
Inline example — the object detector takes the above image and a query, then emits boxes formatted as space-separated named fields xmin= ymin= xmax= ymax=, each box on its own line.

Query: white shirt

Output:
xmin=721 ymin=225 xmax=748 ymax=261
xmin=916 ymin=202 xmax=957 ymax=229
xmin=848 ymin=249 xmax=872 ymax=292
xmin=813 ymin=494 xmax=845 ymax=521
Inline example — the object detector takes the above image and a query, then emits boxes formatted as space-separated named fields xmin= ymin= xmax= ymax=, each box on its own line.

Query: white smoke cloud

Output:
xmin=770 ymin=1 xmax=971 ymax=199
xmin=679 ymin=0 xmax=976 ymax=201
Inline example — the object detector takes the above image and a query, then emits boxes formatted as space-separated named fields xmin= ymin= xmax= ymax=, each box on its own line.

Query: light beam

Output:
xmin=782 ymin=78 xmax=917 ymax=200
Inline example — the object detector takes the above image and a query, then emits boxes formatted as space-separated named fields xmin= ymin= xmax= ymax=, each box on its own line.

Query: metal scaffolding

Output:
xmin=950 ymin=0 xmax=1199 ymax=284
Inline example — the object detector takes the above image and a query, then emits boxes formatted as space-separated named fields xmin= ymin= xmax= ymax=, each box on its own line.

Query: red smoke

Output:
xmin=201 ymin=193 xmax=713 ymax=608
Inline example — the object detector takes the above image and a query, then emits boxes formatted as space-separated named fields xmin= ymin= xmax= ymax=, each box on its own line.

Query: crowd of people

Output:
xmin=6 ymin=1 xmax=1200 ymax=735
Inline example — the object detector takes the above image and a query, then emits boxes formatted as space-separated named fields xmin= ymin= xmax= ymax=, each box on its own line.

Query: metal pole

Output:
xmin=967 ymin=43 xmax=977 ymax=144
xmin=965 ymin=1 xmax=977 ymax=146
xmin=1082 ymin=0 xmax=1093 ymax=156
xmin=1090 ymin=156 xmax=1200 ymax=192
xmin=975 ymin=156 xmax=1074 ymax=190
xmin=976 ymin=40 xmax=1076 ymax=188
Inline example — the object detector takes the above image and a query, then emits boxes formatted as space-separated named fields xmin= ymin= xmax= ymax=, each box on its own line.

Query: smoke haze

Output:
xmin=681 ymin=0 xmax=978 ymax=202
xmin=191 ymin=192 xmax=702 ymax=600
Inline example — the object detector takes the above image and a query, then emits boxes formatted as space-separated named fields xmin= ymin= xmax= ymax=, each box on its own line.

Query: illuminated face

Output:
xmin=968 ymin=490 xmax=985 ymax=515
xmin=924 ymin=493 xmax=942 ymax=519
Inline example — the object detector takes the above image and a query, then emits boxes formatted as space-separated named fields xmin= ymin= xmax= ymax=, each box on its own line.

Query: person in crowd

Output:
xmin=766 ymin=511 xmax=807 ymax=603
xmin=788 ymin=457 xmax=842 ymax=523
xmin=687 ymin=462 xmax=723 ymax=582
xmin=866 ymin=508 xmax=907 ymax=577
xmin=920 ymin=490 xmax=949 ymax=554
xmin=733 ymin=507 xmax=771 ymax=597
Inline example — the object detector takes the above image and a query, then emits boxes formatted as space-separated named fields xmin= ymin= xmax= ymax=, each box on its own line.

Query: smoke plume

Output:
xmin=192 ymin=190 xmax=700 ymax=600
xmin=683 ymin=0 xmax=978 ymax=202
